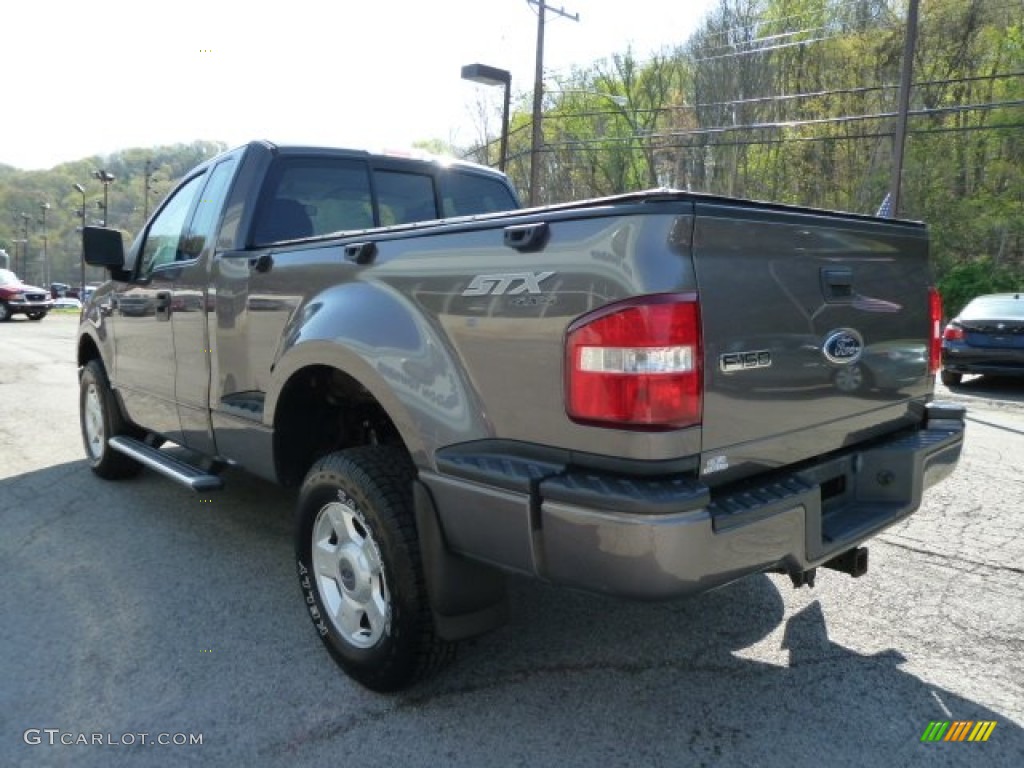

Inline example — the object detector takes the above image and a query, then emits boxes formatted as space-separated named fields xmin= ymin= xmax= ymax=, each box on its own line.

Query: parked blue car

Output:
xmin=941 ymin=293 xmax=1024 ymax=385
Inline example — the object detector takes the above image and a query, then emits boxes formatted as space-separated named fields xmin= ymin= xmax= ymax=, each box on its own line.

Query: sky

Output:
xmin=1 ymin=0 xmax=719 ymax=171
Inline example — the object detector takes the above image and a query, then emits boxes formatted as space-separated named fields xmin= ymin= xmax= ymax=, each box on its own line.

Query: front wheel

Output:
xmin=940 ymin=370 xmax=963 ymax=386
xmin=27 ymin=311 xmax=46 ymax=321
xmin=0 ymin=302 xmax=11 ymax=321
xmin=295 ymin=446 xmax=454 ymax=692
xmin=79 ymin=359 xmax=142 ymax=479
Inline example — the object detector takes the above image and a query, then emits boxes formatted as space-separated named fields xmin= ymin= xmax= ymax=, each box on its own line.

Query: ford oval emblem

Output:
xmin=822 ymin=328 xmax=864 ymax=365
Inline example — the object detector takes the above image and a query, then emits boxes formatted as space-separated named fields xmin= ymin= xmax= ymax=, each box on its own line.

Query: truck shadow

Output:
xmin=943 ymin=374 xmax=1024 ymax=404
xmin=4 ymin=460 xmax=1021 ymax=766
xmin=412 ymin=574 xmax=1023 ymax=764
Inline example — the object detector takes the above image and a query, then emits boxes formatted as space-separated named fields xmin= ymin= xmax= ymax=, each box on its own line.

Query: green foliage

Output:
xmin=938 ymin=258 xmax=1022 ymax=319
xmin=474 ymin=0 xmax=1023 ymax=288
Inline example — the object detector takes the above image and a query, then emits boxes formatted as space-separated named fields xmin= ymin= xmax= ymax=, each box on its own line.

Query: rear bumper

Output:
xmin=943 ymin=344 xmax=1024 ymax=377
xmin=421 ymin=402 xmax=965 ymax=600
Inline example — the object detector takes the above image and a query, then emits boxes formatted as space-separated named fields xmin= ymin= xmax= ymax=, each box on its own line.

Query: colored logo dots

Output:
xmin=921 ymin=721 xmax=997 ymax=742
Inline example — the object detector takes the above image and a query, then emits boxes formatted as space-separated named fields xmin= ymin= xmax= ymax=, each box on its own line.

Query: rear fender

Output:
xmin=264 ymin=282 xmax=491 ymax=468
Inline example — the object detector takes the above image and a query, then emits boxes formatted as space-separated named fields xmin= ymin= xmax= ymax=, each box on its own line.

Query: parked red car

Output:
xmin=0 ymin=269 xmax=54 ymax=321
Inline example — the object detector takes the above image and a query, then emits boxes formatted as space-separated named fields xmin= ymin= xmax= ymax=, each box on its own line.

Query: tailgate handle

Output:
xmin=503 ymin=222 xmax=549 ymax=252
xmin=821 ymin=267 xmax=854 ymax=302
xmin=344 ymin=242 xmax=377 ymax=265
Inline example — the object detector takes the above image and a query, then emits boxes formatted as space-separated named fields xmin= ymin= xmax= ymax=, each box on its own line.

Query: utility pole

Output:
xmin=887 ymin=0 xmax=920 ymax=218
xmin=527 ymin=0 xmax=578 ymax=206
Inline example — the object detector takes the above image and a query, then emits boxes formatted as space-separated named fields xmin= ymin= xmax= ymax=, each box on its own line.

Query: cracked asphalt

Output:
xmin=2 ymin=314 xmax=1022 ymax=767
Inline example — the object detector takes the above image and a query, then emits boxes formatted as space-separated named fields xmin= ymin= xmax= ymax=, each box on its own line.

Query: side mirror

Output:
xmin=83 ymin=226 xmax=126 ymax=269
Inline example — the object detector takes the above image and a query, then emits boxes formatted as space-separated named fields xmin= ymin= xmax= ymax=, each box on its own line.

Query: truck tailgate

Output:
xmin=693 ymin=202 xmax=933 ymax=482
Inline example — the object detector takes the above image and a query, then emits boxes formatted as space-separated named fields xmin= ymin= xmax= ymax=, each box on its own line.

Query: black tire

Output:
xmin=79 ymin=359 xmax=143 ymax=479
xmin=940 ymin=370 xmax=962 ymax=386
xmin=295 ymin=446 xmax=454 ymax=692
xmin=0 ymin=302 xmax=11 ymax=321
xmin=27 ymin=311 xmax=46 ymax=321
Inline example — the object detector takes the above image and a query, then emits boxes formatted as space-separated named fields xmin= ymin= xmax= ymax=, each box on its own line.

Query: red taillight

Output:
xmin=565 ymin=294 xmax=702 ymax=429
xmin=942 ymin=324 xmax=964 ymax=342
xmin=928 ymin=287 xmax=943 ymax=375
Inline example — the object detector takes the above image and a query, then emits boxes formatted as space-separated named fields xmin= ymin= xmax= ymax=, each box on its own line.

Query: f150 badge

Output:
xmin=822 ymin=328 xmax=865 ymax=364
xmin=720 ymin=349 xmax=772 ymax=373
xmin=462 ymin=271 xmax=554 ymax=297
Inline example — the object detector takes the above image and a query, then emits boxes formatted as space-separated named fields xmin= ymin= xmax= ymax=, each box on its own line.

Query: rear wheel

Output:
xmin=940 ymin=370 xmax=962 ymax=386
xmin=79 ymin=359 xmax=142 ymax=479
xmin=295 ymin=446 xmax=454 ymax=692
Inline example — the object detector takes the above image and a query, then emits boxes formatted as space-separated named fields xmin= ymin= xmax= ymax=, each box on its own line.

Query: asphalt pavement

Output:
xmin=1 ymin=314 xmax=1022 ymax=767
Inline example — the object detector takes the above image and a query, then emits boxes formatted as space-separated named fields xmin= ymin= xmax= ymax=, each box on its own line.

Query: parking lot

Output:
xmin=2 ymin=313 xmax=1022 ymax=767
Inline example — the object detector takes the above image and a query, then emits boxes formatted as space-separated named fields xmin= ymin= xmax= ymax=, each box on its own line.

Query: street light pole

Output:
xmin=143 ymin=159 xmax=157 ymax=221
xmin=93 ymin=169 xmax=115 ymax=226
xmin=74 ymin=183 xmax=87 ymax=293
xmin=39 ymin=202 xmax=50 ymax=286
xmin=461 ymin=63 xmax=512 ymax=172
xmin=12 ymin=240 xmax=27 ymax=275
xmin=20 ymin=213 xmax=30 ymax=277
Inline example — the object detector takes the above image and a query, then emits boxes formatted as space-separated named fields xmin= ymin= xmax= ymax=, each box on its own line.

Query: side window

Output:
xmin=253 ymin=158 xmax=373 ymax=244
xmin=439 ymin=172 xmax=518 ymax=217
xmin=139 ymin=174 xmax=206 ymax=275
xmin=182 ymin=156 xmax=238 ymax=260
xmin=374 ymin=171 xmax=437 ymax=226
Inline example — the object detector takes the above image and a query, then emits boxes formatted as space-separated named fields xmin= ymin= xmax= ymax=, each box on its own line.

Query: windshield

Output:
xmin=961 ymin=295 xmax=1024 ymax=321
xmin=0 ymin=269 xmax=20 ymax=286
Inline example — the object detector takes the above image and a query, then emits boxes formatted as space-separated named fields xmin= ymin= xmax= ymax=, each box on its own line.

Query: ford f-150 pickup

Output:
xmin=77 ymin=139 xmax=965 ymax=691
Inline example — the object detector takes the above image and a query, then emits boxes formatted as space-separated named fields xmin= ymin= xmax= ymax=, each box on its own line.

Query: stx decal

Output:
xmin=462 ymin=271 xmax=555 ymax=297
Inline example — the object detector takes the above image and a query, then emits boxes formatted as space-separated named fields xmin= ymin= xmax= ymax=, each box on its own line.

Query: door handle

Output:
xmin=155 ymin=290 xmax=172 ymax=321
xmin=503 ymin=222 xmax=549 ymax=252
xmin=344 ymin=242 xmax=377 ymax=265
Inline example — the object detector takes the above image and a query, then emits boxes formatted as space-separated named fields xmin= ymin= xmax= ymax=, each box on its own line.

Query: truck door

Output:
xmin=171 ymin=154 xmax=241 ymax=454
xmin=112 ymin=173 xmax=208 ymax=439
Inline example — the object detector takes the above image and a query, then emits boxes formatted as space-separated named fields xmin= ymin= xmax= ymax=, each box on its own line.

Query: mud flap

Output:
xmin=413 ymin=480 xmax=509 ymax=641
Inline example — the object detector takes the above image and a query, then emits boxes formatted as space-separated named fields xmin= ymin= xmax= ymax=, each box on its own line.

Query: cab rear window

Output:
xmin=440 ymin=172 xmax=518 ymax=217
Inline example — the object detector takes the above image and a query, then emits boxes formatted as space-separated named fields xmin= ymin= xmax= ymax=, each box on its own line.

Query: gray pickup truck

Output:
xmin=77 ymin=140 xmax=965 ymax=691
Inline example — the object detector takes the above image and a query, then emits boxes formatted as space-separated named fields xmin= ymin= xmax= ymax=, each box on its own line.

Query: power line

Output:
xmin=496 ymin=99 xmax=1024 ymax=161
xmin=465 ymin=80 xmax=1024 ymax=160
xmin=509 ymin=121 xmax=1024 ymax=161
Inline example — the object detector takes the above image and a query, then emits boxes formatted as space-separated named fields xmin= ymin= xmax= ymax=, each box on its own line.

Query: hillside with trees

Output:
xmin=0 ymin=141 xmax=225 ymax=288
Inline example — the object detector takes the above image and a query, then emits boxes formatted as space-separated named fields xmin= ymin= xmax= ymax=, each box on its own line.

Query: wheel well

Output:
xmin=273 ymin=365 xmax=405 ymax=487
xmin=78 ymin=335 xmax=101 ymax=369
